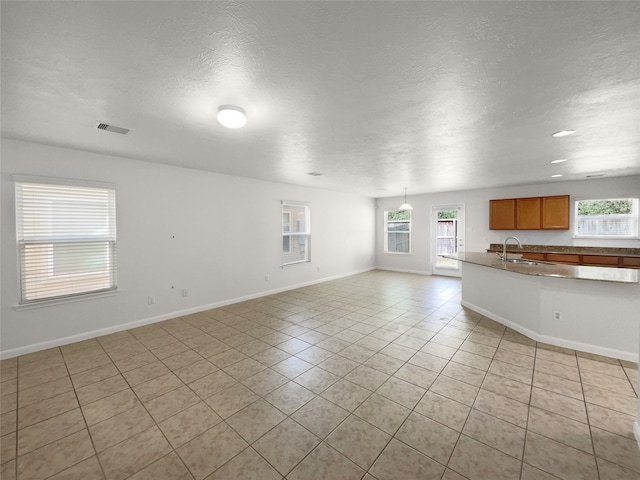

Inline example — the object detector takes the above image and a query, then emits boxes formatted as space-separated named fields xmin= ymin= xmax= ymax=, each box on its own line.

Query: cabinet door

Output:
xmin=490 ymin=199 xmax=516 ymax=230
xmin=582 ymin=255 xmax=619 ymax=266
xmin=541 ymin=195 xmax=570 ymax=229
xmin=621 ymin=257 xmax=640 ymax=268
xmin=516 ymin=197 xmax=541 ymax=229
xmin=547 ymin=253 xmax=580 ymax=264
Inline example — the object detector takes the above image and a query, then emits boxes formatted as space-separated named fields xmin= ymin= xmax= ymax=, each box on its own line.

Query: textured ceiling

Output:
xmin=1 ymin=1 xmax=639 ymax=197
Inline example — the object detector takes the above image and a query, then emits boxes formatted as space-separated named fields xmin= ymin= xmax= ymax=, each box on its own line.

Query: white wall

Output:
xmin=375 ymin=177 xmax=640 ymax=273
xmin=0 ymin=139 xmax=376 ymax=357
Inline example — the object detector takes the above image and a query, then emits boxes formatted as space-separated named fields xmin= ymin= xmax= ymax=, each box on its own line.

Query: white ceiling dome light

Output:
xmin=217 ymin=105 xmax=247 ymax=128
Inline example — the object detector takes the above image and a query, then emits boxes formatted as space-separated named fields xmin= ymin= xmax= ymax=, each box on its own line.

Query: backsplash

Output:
xmin=488 ymin=244 xmax=640 ymax=256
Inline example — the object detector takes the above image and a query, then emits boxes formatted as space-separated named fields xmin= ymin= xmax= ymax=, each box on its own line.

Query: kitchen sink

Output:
xmin=506 ymin=258 xmax=548 ymax=265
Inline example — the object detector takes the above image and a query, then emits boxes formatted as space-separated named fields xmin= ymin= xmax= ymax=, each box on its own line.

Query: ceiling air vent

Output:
xmin=95 ymin=121 xmax=131 ymax=135
xmin=307 ymin=172 xmax=323 ymax=176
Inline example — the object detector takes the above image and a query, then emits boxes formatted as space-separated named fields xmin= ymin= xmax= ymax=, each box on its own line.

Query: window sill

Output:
xmin=14 ymin=289 xmax=120 ymax=311
xmin=281 ymin=260 xmax=311 ymax=268
xmin=573 ymin=236 xmax=640 ymax=241
xmin=384 ymin=252 xmax=412 ymax=255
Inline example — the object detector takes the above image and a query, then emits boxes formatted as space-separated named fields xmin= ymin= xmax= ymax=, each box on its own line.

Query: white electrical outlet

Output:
xmin=148 ymin=295 xmax=156 ymax=305
xmin=182 ymin=289 xmax=188 ymax=297
xmin=265 ymin=275 xmax=269 ymax=282
xmin=553 ymin=311 xmax=562 ymax=321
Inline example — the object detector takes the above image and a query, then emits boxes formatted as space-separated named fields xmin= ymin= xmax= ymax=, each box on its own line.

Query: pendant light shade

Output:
xmin=398 ymin=187 xmax=413 ymax=211
xmin=217 ymin=105 xmax=247 ymax=128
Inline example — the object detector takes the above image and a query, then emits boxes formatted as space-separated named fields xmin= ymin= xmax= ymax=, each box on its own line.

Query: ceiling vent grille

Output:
xmin=95 ymin=122 xmax=131 ymax=135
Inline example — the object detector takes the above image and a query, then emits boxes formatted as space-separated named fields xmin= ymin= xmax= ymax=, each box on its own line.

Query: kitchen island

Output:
xmin=448 ymin=252 xmax=639 ymax=361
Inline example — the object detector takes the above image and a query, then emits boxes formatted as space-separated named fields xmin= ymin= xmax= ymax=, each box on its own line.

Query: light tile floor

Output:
xmin=1 ymin=270 xmax=639 ymax=480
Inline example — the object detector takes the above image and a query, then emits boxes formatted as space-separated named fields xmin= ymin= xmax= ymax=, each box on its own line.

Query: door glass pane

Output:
xmin=436 ymin=210 xmax=458 ymax=268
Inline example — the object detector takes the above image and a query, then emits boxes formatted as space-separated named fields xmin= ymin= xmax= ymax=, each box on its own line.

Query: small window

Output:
xmin=574 ymin=198 xmax=639 ymax=238
xmin=384 ymin=210 xmax=411 ymax=253
xmin=15 ymin=178 xmax=117 ymax=304
xmin=282 ymin=202 xmax=310 ymax=265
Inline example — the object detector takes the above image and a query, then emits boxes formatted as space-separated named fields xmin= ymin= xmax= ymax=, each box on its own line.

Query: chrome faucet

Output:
xmin=499 ymin=236 xmax=522 ymax=262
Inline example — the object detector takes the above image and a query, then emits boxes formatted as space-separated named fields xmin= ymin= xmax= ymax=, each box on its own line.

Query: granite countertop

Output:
xmin=446 ymin=252 xmax=640 ymax=285
xmin=487 ymin=244 xmax=640 ymax=257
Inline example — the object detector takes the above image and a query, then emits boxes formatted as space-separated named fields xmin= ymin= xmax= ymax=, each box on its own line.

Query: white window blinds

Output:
xmin=15 ymin=179 xmax=117 ymax=304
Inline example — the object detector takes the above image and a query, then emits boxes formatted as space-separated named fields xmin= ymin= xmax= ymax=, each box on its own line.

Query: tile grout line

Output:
xmin=442 ymin=316 xmax=507 ymax=479
xmin=4 ymin=272 xmax=638 ymax=480
xmin=519 ymin=340 xmax=537 ymax=480
xmin=576 ymin=351 xmax=603 ymax=480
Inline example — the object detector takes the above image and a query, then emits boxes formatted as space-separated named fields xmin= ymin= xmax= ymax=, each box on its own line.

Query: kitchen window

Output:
xmin=14 ymin=177 xmax=117 ymax=304
xmin=282 ymin=201 xmax=310 ymax=265
xmin=384 ymin=210 xmax=411 ymax=253
xmin=574 ymin=197 xmax=639 ymax=239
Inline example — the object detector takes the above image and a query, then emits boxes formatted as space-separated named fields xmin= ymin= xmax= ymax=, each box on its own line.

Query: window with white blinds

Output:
xmin=15 ymin=179 xmax=117 ymax=304
xmin=282 ymin=201 xmax=310 ymax=265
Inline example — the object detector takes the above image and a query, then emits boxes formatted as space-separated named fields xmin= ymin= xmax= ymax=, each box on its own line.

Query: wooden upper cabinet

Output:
xmin=489 ymin=199 xmax=516 ymax=230
xmin=516 ymin=197 xmax=541 ymax=229
xmin=489 ymin=195 xmax=570 ymax=230
xmin=541 ymin=195 xmax=570 ymax=229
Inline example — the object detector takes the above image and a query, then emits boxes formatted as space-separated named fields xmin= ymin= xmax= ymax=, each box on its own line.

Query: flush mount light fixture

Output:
xmin=551 ymin=158 xmax=568 ymax=164
xmin=551 ymin=174 xmax=563 ymax=178
xmin=217 ymin=105 xmax=247 ymax=128
xmin=398 ymin=187 xmax=413 ymax=211
xmin=551 ymin=130 xmax=576 ymax=137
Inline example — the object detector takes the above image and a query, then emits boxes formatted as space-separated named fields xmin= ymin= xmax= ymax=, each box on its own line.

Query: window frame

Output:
xmin=281 ymin=201 xmax=311 ymax=266
xmin=14 ymin=175 xmax=118 ymax=306
xmin=384 ymin=210 xmax=412 ymax=254
xmin=573 ymin=196 xmax=639 ymax=240
xmin=282 ymin=211 xmax=292 ymax=254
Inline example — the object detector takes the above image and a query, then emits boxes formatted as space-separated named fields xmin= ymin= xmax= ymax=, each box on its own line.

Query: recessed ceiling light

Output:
xmin=217 ymin=105 xmax=247 ymax=128
xmin=550 ymin=159 xmax=567 ymax=164
xmin=551 ymin=174 xmax=563 ymax=178
xmin=551 ymin=130 xmax=576 ymax=137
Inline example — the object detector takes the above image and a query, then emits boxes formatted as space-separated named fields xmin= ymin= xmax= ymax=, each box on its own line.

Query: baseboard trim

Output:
xmin=0 ymin=267 xmax=375 ymax=359
xmin=374 ymin=266 xmax=432 ymax=276
xmin=461 ymin=300 xmax=639 ymax=363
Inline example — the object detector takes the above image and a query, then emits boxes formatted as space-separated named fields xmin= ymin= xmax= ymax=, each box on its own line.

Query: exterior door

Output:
xmin=431 ymin=204 xmax=465 ymax=277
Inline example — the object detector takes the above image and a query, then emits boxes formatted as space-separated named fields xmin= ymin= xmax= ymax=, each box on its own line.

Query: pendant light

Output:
xmin=398 ymin=187 xmax=413 ymax=211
